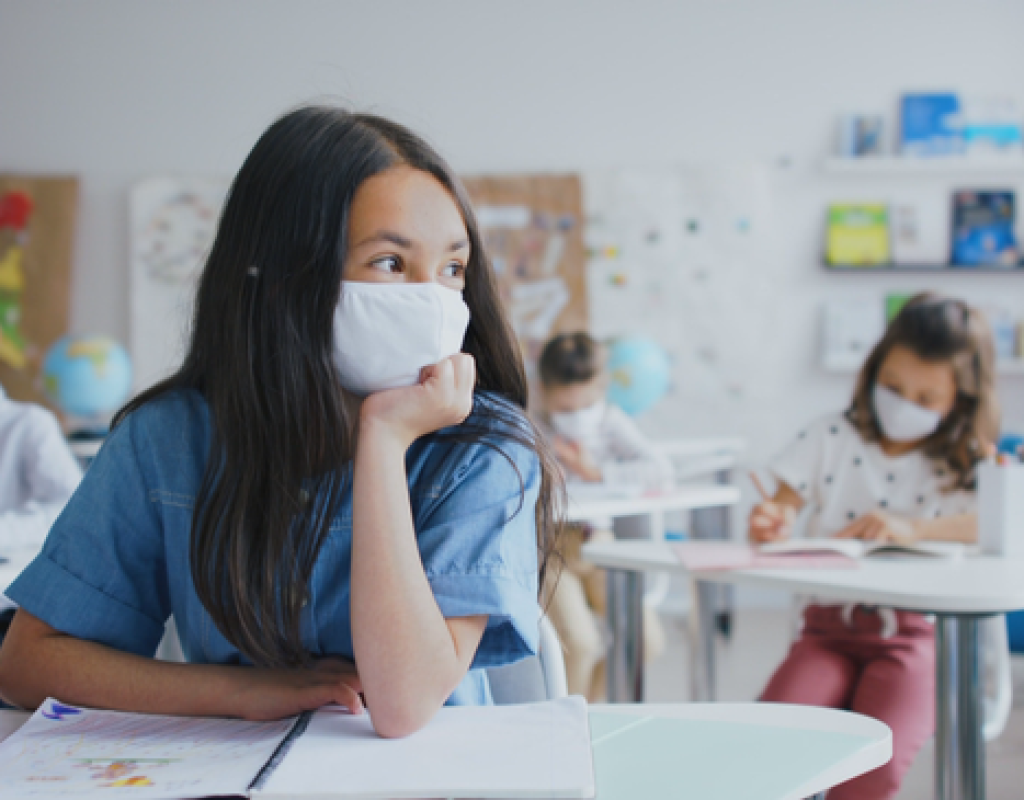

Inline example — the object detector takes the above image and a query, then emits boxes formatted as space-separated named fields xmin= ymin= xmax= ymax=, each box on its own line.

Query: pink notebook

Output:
xmin=672 ymin=541 xmax=858 ymax=572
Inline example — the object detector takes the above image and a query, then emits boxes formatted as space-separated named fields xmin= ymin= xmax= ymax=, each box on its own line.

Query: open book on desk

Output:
xmin=0 ymin=696 xmax=595 ymax=799
xmin=759 ymin=539 xmax=967 ymax=561
xmin=672 ymin=539 xmax=965 ymax=572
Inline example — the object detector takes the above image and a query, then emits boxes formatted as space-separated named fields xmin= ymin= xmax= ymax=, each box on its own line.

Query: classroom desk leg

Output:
xmin=606 ymin=568 xmax=645 ymax=703
xmin=935 ymin=614 xmax=985 ymax=800
xmin=688 ymin=579 xmax=718 ymax=702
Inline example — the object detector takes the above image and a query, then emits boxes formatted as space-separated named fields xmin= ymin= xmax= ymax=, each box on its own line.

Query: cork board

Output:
xmin=462 ymin=174 xmax=588 ymax=377
xmin=0 ymin=176 xmax=77 ymax=409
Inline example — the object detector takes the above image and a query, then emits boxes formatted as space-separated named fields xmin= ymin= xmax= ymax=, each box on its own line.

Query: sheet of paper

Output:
xmin=256 ymin=696 xmax=595 ymax=799
xmin=0 ymin=698 xmax=295 ymax=799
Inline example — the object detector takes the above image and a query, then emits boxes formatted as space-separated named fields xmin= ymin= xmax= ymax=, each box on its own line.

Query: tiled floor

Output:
xmin=644 ymin=608 xmax=1024 ymax=800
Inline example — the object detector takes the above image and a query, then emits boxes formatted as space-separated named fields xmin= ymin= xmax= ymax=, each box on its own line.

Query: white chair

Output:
xmin=487 ymin=616 xmax=569 ymax=704
xmin=982 ymin=615 xmax=1012 ymax=742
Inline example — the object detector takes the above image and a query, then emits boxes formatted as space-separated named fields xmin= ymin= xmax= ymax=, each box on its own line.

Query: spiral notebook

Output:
xmin=0 ymin=696 xmax=594 ymax=799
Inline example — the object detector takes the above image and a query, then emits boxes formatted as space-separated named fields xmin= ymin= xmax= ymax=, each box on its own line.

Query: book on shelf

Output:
xmin=951 ymin=190 xmax=1019 ymax=267
xmin=889 ymin=193 xmax=950 ymax=266
xmin=825 ymin=204 xmax=890 ymax=266
xmin=822 ymin=299 xmax=885 ymax=372
xmin=0 ymin=696 xmax=595 ymax=799
xmin=900 ymin=93 xmax=963 ymax=157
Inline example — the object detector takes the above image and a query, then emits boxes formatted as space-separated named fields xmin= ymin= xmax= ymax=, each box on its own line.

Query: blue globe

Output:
xmin=42 ymin=336 xmax=132 ymax=418
xmin=606 ymin=337 xmax=671 ymax=416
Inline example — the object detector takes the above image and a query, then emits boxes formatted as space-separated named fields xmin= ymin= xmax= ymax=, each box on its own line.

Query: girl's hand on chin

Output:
xmin=360 ymin=354 xmax=476 ymax=448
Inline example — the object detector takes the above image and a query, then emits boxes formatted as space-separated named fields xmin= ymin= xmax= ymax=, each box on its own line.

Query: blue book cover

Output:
xmin=901 ymin=94 xmax=962 ymax=156
xmin=952 ymin=191 xmax=1019 ymax=267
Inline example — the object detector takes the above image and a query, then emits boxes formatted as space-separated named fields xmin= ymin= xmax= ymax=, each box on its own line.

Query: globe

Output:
xmin=606 ymin=337 xmax=671 ymax=416
xmin=42 ymin=336 xmax=132 ymax=419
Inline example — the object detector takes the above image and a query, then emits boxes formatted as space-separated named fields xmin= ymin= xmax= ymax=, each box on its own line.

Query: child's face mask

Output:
xmin=549 ymin=399 xmax=607 ymax=441
xmin=872 ymin=385 xmax=943 ymax=443
xmin=332 ymin=281 xmax=470 ymax=396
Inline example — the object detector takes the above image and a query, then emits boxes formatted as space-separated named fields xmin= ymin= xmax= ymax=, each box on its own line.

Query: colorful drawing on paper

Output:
xmin=0 ymin=177 xmax=77 ymax=410
xmin=0 ymin=698 xmax=294 ymax=798
xmin=462 ymin=175 xmax=588 ymax=380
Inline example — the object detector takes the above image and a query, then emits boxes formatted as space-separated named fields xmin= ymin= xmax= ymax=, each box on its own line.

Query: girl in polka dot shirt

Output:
xmin=749 ymin=294 xmax=998 ymax=800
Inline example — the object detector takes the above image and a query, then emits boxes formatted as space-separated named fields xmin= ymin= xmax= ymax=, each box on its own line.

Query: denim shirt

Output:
xmin=8 ymin=390 xmax=541 ymax=705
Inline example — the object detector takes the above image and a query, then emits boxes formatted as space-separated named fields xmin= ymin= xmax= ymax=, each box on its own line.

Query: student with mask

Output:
xmin=536 ymin=332 xmax=670 ymax=700
xmin=749 ymin=294 xmax=997 ymax=800
xmin=0 ymin=383 xmax=81 ymax=640
xmin=0 ymin=108 xmax=562 ymax=738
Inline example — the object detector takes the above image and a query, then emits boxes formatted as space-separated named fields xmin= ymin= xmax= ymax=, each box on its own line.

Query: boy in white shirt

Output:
xmin=0 ymin=382 xmax=82 ymax=633
xmin=536 ymin=332 xmax=670 ymax=700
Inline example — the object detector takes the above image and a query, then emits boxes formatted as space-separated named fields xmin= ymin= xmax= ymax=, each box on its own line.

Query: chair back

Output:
xmin=487 ymin=616 xmax=569 ymax=704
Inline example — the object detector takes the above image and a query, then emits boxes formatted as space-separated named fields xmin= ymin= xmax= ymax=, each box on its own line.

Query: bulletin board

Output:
xmin=462 ymin=174 xmax=588 ymax=376
xmin=583 ymin=166 xmax=776 ymax=438
xmin=129 ymin=176 xmax=230 ymax=392
xmin=0 ymin=176 xmax=77 ymax=409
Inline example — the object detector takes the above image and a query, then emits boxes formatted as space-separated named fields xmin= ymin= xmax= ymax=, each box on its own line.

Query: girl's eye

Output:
xmin=370 ymin=256 xmax=402 ymax=274
xmin=442 ymin=262 xmax=466 ymax=278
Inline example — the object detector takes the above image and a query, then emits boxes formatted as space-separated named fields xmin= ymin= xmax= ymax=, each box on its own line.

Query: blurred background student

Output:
xmin=535 ymin=332 xmax=671 ymax=700
xmin=0 ymin=381 xmax=81 ymax=640
xmin=749 ymin=295 xmax=997 ymax=800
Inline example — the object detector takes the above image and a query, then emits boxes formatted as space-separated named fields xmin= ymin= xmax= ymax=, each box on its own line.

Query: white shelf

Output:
xmin=822 ymin=156 xmax=1024 ymax=176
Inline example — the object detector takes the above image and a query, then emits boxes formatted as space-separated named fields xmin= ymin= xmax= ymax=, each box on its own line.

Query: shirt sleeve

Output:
xmin=6 ymin=413 xmax=170 ymax=656
xmin=770 ymin=417 xmax=830 ymax=505
xmin=600 ymin=407 xmax=675 ymax=491
xmin=414 ymin=438 xmax=541 ymax=671
xmin=23 ymin=407 xmax=82 ymax=504
xmin=0 ymin=408 xmax=83 ymax=548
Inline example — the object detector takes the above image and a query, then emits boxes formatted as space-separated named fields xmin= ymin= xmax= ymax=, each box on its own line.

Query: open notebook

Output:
xmin=0 ymin=696 xmax=594 ymax=799
xmin=758 ymin=539 xmax=966 ymax=560
xmin=672 ymin=539 xmax=966 ymax=572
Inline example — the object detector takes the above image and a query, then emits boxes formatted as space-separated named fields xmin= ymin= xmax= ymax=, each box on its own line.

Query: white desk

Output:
xmin=567 ymin=484 xmax=740 ymax=527
xmin=568 ymin=484 xmax=739 ymax=704
xmin=582 ymin=539 xmax=1024 ymax=800
xmin=0 ymin=703 xmax=890 ymax=800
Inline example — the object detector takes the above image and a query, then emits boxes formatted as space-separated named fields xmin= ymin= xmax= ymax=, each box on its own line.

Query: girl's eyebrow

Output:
xmin=352 ymin=231 xmax=470 ymax=253
xmin=354 ymin=230 xmax=413 ymax=249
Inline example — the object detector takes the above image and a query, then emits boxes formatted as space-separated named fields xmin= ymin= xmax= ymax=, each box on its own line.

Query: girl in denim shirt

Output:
xmin=0 ymin=108 xmax=562 ymax=738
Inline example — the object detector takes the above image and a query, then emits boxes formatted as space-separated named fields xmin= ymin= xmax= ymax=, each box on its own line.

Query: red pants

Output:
xmin=760 ymin=604 xmax=935 ymax=800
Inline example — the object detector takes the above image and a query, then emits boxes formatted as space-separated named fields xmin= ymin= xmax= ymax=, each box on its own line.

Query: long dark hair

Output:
xmin=845 ymin=292 xmax=999 ymax=491
xmin=116 ymin=107 xmax=563 ymax=667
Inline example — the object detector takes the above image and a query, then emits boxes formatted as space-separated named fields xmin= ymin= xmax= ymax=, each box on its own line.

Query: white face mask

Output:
xmin=549 ymin=400 xmax=607 ymax=441
xmin=332 ymin=281 xmax=470 ymax=396
xmin=872 ymin=385 xmax=944 ymax=443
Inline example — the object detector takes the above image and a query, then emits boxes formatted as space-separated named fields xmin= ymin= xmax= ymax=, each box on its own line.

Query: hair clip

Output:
xmin=247 ymin=266 xmax=259 ymax=278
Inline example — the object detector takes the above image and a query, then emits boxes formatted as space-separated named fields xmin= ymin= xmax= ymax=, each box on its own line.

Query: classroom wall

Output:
xmin=4 ymin=0 xmax=1024 ymax=468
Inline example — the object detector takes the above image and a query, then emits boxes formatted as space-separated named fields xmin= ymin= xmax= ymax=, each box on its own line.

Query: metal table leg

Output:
xmin=606 ymin=568 xmax=645 ymax=703
xmin=935 ymin=614 xmax=985 ymax=800
xmin=688 ymin=578 xmax=718 ymax=701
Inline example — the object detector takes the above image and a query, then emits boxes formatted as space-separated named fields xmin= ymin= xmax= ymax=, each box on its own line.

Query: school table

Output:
xmin=580 ymin=539 xmax=1024 ymax=800
xmin=0 ymin=702 xmax=891 ymax=800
